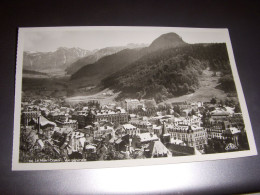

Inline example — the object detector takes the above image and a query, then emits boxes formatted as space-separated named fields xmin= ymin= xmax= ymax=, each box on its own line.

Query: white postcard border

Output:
xmin=12 ymin=26 xmax=257 ymax=171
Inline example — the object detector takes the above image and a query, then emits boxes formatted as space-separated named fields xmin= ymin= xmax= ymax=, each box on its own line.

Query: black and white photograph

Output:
xmin=12 ymin=26 xmax=257 ymax=170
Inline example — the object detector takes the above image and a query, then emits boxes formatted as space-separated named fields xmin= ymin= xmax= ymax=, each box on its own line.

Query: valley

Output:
xmin=160 ymin=68 xmax=231 ymax=104
xmin=22 ymin=32 xmax=237 ymax=105
xmin=65 ymin=88 xmax=119 ymax=105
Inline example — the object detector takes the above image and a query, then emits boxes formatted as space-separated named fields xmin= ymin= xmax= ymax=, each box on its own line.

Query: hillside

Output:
xmin=23 ymin=47 xmax=91 ymax=72
xmin=23 ymin=69 xmax=49 ymax=78
xmin=102 ymin=43 xmax=234 ymax=102
xmin=148 ymin=32 xmax=187 ymax=52
xmin=66 ymin=44 xmax=148 ymax=75
xmin=70 ymin=48 xmax=145 ymax=87
xmin=23 ymin=69 xmax=48 ymax=75
xmin=66 ymin=46 xmax=130 ymax=75
xmin=70 ymin=33 xmax=187 ymax=87
xmin=160 ymin=68 xmax=229 ymax=104
xmin=22 ymin=32 xmax=236 ymax=103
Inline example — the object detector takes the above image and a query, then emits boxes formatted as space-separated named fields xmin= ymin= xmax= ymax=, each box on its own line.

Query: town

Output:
xmin=19 ymin=96 xmax=249 ymax=163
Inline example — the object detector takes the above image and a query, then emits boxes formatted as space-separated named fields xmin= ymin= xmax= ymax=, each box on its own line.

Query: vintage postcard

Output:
xmin=12 ymin=26 xmax=257 ymax=170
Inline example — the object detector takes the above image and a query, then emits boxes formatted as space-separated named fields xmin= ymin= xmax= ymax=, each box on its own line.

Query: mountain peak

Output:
xmin=57 ymin=47 xmax=69 ymax=51
xmin=148 ymin=32 xmax=186 ymax=51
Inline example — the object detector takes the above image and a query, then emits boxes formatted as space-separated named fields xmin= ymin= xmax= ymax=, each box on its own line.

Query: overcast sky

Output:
xmin=22 ymin=27 xmax=228 ymax=52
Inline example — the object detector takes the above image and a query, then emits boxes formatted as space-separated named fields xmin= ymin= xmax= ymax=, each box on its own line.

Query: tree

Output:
xmin=210 ymin=97 xmax=217 ymax=104
xmin=183 ymin=83 xmax=189 ymax=94
xmin=219 ymin=74 xmax=236 ymax=92
xmin=191 ymin=109 xmax=196 ymax=116
xmin=219 ymin=99 xmax=224 ymax=106
xmin=234 ymin=103 xmax=241 ymax=113
xmin=173 ymin=105 xmax=181 ymax=115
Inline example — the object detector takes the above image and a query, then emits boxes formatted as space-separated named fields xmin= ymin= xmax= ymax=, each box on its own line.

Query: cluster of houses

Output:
xmin=19 ymin=98 xmax=246 ymax=162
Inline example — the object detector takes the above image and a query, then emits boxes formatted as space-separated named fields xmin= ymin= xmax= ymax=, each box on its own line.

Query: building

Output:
xmin=223 ymin=127 xmax=241 ymax=146
xmin=21 ymin=110 xmax=41 ymax=126
xmin=122 ymin=124 xmax=140 ymax=136
xmin=37 ymin=115 xmax=57 ymax=139
xmin=129 ymin=118 xmax=152 ymax=130
xmin=210 ymin=111 xmax=230 ymax=121
xmin=166 ymin=143 xmax=195 ymax=156
xmin=94 ymin=125 xmax=115 ymax=140
xmin=60 ymin=131 xmax=86 ymax=157
xmin=205 ymin=121 xmax=230 ymax=140
xmin=72 ymin=111 xmax=88 ymax=129
xmin=138 ymin=133 xmax=159 ymax=144
xmin=125 ymin=99 xmax=143 ymax=110
xmin=175 ymin=115 xmax=201 ymax=127
xmin=144 ymin=140 xmax=172 ymax=158
xmin=55 ymin=115 xmax=78 ymax=130
xmin=166 ymin=124 xmax=208 ymax=150
xmin=86 ymin=109 xmax=129 ymax=125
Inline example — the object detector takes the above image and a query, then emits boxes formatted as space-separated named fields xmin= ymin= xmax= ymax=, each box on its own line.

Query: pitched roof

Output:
xmin=224 ymin=127 xmax=241 ymax=135
xmin=211 ymin=111 xmax=230 ymax=116
xmin=149 ymin=141 xmax=171 ymax=157
xmin=39 ymin=116 xmax=56 ymax=127
xmin=123 ymin=124 xmax=136 ymax=130
xmin=225 ymin=143 xmax=238 ymax=151
xmin=115 ymin=138 xmax=123 ymax=144
xmin=166 ymin=143 xmax=194 ymax=156
xmin=139 ymin=133 xmax=159 ymax=142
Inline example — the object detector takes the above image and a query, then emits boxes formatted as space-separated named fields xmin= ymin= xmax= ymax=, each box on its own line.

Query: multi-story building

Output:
xmin=125 ymin=99 xmax=143 ymax=111
xmin=86 ymin=109 xmax=129 ymax=125
xmin=166 ymin=124 xmax=207 ymax=150
xmin=205 ymin=121 xmax=230 ymax=140
xmin=129 ymin=118 xmax=152 ymax=130
xmin=71 ymin=111 xmax=88 ymax=129
xmin=222 ymin=127 xmax=241 ymax=146
xmin=94 ymin=125 xmax=115 ymax=140
xmin=122 ymin=124 xmax=140 ymax=136
xmin=56 ymin=119 xmax=78 ymax=130
xmin=77 ymin=113 xmax=89 ymax=129
xmin=175 ymin=115 xmax=201 ymax=127
xmin=210 ymin=111 xmax=230 ymax=121
xmin=21 ymin=110 xmax=41 ymax=126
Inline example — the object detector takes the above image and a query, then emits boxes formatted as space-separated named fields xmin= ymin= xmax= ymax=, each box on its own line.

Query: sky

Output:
xmin=22 ymin=27 xmax=229 ymax=52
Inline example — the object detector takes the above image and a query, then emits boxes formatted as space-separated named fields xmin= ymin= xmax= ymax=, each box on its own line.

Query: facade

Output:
xmin=167 ymin=124 xmax=208 ymax=150
xmin=86 ymin=109 xmax=129 ymax=125
xmin=223 ymin=127 xmax=241 ymax=146
xmin=94 ymin=125 xmax=115 ymax=140
xmin=21 ymin=110 xmax=41 ymax=126
xmin=205 ymin=121 xmax=230 ymax=140
xmin=175 ymin=116 xmax=201 ymax=127
xmin=125 ymin=99 xmax=143 ymax=110
xmin=138 ymin=133 xmax=159 ymax=144
xmin=56 ymin=119 xmax=78 ymax=130
xmin=210 ymin=111 xmax=230 ymax=121
xmin=129 ymin=118 xmax=152 ymax=130
xmin=145 ymin=140 xmax=172 ymax=158
xmin=72 ymin=112 xmax=88 ymax=129
xmin=122 ymin=124 xmax=140 ymax=136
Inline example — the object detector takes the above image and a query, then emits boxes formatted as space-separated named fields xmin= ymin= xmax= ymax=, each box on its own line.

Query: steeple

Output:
xmin=161 ymin=121 xmax=168 ymax=135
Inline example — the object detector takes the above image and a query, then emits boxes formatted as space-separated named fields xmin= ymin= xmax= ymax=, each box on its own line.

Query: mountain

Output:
xmin=23 ymin=47 xmax=92 ymax=72
xmin=66 ymin=43 xmax=148 ymax=75
xmin=22 ymin=32 xmax=235 ymax=102
xmin=102 ymin=43 xmax=233 ymax=102
xmin=70 ymin=33 xmax=185 ymax=85
xmin=70 ymin=48 xmax=145 ymax=87
xmin=148 ymin=32 xmax=187 ymax=52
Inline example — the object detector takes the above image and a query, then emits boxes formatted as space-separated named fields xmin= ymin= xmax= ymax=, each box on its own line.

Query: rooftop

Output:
xmin=139 ymin=133 xmax=159 ymax=142
xmin=123 ymin=124 xmax=137 ymax=130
